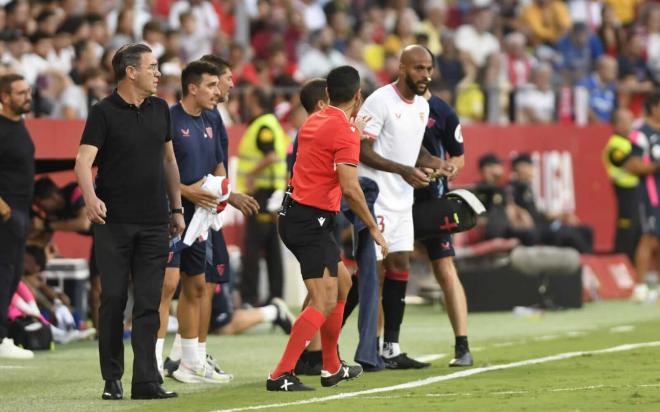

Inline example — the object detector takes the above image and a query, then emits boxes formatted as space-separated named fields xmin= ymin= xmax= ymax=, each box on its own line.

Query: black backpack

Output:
xmin=8 ymin=316 xmax=54 ymax=351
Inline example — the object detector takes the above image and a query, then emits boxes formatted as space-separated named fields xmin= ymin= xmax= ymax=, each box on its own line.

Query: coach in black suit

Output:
xmin=74 ymin=43 xmax=185 ymax=400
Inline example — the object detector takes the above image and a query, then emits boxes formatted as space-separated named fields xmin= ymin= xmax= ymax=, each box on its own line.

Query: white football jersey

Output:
xmin=358 ymin=84 xmax=430 ymax=212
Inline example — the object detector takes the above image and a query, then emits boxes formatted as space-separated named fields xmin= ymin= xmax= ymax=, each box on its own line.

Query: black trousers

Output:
xmin=614 ymin=186 xmax=641 ymax=262
xmin=94 ymin=223 xmax=168 ymax=384
xmin=240 ymin=213 xmax=283 ymax=305
xmin=0 ymin=207 xmax=29 ymax=341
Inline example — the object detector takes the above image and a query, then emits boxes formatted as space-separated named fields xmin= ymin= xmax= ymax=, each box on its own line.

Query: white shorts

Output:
xmin=373 ymin=205 xmax=414 ymax=261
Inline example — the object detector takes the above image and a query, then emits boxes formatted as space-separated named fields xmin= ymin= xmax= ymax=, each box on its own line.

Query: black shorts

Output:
xmin=421 ymin=233 xmax=456 ymax=261
xmin=639 ymin=201 xmax=660 ymax=237
xmin=167 ymin=239 xmax=206 ymax=276
xmin=211 ymin=282 xmax=234 ymax=330
xmin=204 ymin=229 xmax=230 ymax=284
xmin=278 ymin=201 xmax=340 ymax=279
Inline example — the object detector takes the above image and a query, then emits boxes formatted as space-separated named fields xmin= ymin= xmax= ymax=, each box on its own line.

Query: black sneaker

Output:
xmin=271 ymin=298 xmax=294 ymax=334
xmin=295 ymin=351 xmax=323 ymax=375
xmin=320 ymin=361 xmax=363 ymax=387
xmin=163 ymin=357 xmax=180 ymax=377
xmin=449 ymin=349 xmax=473 ymax=367
xmin=382 ymin=353 xmax=430 ymax=369
xmin=266 ymin=372 xmax=315 ymax=391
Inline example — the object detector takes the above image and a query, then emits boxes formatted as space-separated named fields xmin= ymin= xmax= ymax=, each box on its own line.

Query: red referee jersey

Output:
xmin=291 ymin=106 xmax=361 ymax=212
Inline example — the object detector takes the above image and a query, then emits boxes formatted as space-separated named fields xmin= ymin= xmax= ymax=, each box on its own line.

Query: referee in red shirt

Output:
xmin=267 ymin=66 xmax=388 ymax=391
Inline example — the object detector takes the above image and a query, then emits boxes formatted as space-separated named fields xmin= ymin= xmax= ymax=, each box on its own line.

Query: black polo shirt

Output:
xmin=0 ymin=115 xmax=34 ymax=209
xmin=80 ymin=90 xmax=172 ymax=224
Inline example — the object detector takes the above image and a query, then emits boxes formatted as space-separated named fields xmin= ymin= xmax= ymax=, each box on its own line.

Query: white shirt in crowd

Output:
xmin=516 ymin=85 xmax=556 ymax=123
xmin=455 ymin=24 xmax=500 ymax=68
xmin=297 ymin=47 xmax=346 ymax=80
xmin=358 ymin=84 xmax=430 ymax=213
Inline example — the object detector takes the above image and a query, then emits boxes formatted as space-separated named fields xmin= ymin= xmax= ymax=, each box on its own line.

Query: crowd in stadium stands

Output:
xmin=0 ymin=0 xmax=658 ymax=125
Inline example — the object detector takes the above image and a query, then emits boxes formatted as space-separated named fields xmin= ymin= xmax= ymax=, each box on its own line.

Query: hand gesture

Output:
xmin=0 ymin=197 xmax=11 ymax=222
xmin=229 ymin=192 xmax=260 ymax=216
xmin=169 ymin=213 xmax=185 ymax=237
xmin=185 ymin=178 xmax=220 ymax=209
xmin=401 ymin=166 xmax=430 ymax=188
xmin=350 ymin=115 xmax=372 ymax=135
xmin=370 ymin=226 xmax=389 ymax=259
xmin=84 ymin=196 xmax=107 ymax=224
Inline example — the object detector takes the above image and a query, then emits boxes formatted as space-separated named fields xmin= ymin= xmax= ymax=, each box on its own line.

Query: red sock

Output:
xmin=320 ymin=300 xmax=346 ymax=373
xmin=271 ymin=307 xmax=325 ymax=379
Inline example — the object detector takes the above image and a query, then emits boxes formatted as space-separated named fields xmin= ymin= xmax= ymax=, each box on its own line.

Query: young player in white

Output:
xmin=358 ymin=45 xmax=454 ymax=369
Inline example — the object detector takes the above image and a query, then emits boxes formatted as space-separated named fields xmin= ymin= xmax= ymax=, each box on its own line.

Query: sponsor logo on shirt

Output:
xmin=419 ymin=112 xmax=425 ymax=123
xmin=180 ymin=128 xmax=190 ymax=137
xmin=394 ymin=113 xmax=401 ymax=119
xmin=206 ymin=127 xmax=214 ymax=138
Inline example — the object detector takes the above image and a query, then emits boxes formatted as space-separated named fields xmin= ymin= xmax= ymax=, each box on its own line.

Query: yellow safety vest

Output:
xmin=603 ymin=134 xmax=639 ymax=188
xmin=236 ymin=113 xmax=288 ymax=193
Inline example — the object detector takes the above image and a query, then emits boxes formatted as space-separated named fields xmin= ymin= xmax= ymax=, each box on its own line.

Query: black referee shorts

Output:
xmin=278 ymin=201 xmax=340 ymax=280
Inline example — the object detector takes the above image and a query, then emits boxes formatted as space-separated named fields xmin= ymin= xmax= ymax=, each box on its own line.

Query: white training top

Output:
xmin=358 ymin=84 xmax=430 ymax=213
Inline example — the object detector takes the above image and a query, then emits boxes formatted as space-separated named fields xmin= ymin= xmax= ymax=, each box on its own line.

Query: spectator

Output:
xmin=577 ymin=55 xmax=618 ymax=123
xmin=298 ymin=0 xmax=327 ymax=32
xmin=499 ymin=31 xmax=537 ymax=91
xmin=35 ymin=10 xmax=59 ymax=35
xmin=1 ymin=31 xmax=28 ymax=79
xmin=344 ymin=37 xmax=377 ymax=89
xmin=645 ymin=5 xmax=660 ymax=85
xmin=598 ymin=3 xmax=625 ymax=57
xmin=618 ymin=31 xmax=655 ymax=116
xmin=603 ymin=0 xmax=640 ymax=27
xmin=106 ymin=0 xmax=151 ymax=40
xmin=516 ymin=64 xmax=556 ymax=124
xmin=435 ymin=31 xmax=466 ymax=103
xmin=298 ymin=27 xmax=345 ymax=79
xmin=473 ymin=153 xmax=538 ymax=245
xmin=455 ymin=6 xmax=500 ymax=71
xmin=557 ymin=22 xmax=604 ymax=84
xmin=69 ymin=40 xmax=98 ymax=85
xmin=417 ymin=0 xmax=447 ymax=55
xmin=23 ymin=31 xmax=54 ymax=86
xmin=509 ymin=153 xmax=594 ymax=253
xmin=227 ymin=41 xmax=258 ymax=85
xmin=49 ymin=26 xmax=75 ymax=74
xmin=520 ymin=0 xmax=572 ymax=45
xmin=179 ymin=11 xmax=212 ymax=63
xmin=567 ymin=0 xmax=603 ymax=32
xmin=51 ymin=67 xmax=107 ymax=119
xmin=109 ymin=8 xmax=136 ymax=50
xmin=329 ymin=9 xmax=351 ymax=53
xmin=87 ymin=14 xmax=109 ymax=59
xmin=169 ymin=0 xmax=219 ymax=38
xmin=141 ymin=20 xmax=165 ymax=59
xmin=383 ymin=8 xmax=418 ymax=55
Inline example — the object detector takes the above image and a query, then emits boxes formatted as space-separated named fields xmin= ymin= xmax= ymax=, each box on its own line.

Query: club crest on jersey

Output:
xmin=205 ymin=127 xmax=213 ymax=138
xmin=180 ymin=128 xmax=190 ymax=137
xmin=216 ymin=264 xmax=225 ymax=276
xmin=394 ymin=113 xmax=401 ymax=119
xmin=427 ymin=117 xmax=436 ymax=129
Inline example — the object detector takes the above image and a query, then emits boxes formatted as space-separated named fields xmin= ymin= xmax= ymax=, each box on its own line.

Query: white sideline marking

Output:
xmin=492 ymin=390 xmax=529 ymax=395
xmin=415 ymin=353 xmax=446 ymax=363
xmin=0 ymin=365 xmax=27 ymax=369
xmin=565 ymin=331 xmax=586 ymax=337
xmin=493 ymin=341 xmax=518 ymax=348
xmin=533 ymin=335 xmax=560 ymax=341
xmin=610 ymin=325 xmax=635 ymax=333
xmin=549 ymin=385 xmax=605 ymax=392
xmin=639 ymin=384 xmax=660 ymax=388
xmin=213 ymin=341 xmax=660 ymax=412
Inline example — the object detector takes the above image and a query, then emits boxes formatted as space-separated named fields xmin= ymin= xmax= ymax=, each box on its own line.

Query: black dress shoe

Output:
xmin=101 ymin=380 xmax=123 ymax=400
xmin=131 ymin=382 xmax=178 ymax=400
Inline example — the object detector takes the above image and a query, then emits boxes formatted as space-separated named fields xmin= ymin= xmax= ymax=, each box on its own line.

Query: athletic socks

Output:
xmin=382 ymin=276 xmax=407 ymax=344
xmin=156 ymin=338 xmax=165 ymax=369
xmin=169 ymin=333 xmax=182 ymax=361
xmin=342 ymin=274 xmax=360 ymax=326
xmin=320 ymin=300 xmax=346 ymax=373
xmin=382 ymin=341 xmax=401 ymax=358
xmin=181 ymin=337 xmax=198 ymax=368
xmin=259 ymin=304 xmax=278 ymax=323
xmin=455 ymin=336 xmax=469 ymax=352
xmin=198 ymin=341 xmax=207 ymax=366
xmin=271 ymin=307 xmax=325 ymax=379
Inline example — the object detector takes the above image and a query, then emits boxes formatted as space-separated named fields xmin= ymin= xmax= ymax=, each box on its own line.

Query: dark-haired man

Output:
xmin=75 ymin=43 xmax=184 ymax=400
xmin=0 ymin=73 xmax=35 ymax=360
xmin=627 ymin=91 xmax=660 ymax=285
xmin=267 ymin=65 xmax=387 ymax=391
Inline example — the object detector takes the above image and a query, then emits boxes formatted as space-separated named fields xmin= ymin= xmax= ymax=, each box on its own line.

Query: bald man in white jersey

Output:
xmin=358 ymin=45 xmax=454 ymax=369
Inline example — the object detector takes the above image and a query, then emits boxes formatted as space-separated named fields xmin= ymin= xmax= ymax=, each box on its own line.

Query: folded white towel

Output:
xmin=183 ymin=175 xmax=231 ymax=246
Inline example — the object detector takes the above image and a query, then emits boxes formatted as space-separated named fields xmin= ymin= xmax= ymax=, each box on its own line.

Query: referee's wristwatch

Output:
xmin=170 ymin=207 xmax=184 ymax=215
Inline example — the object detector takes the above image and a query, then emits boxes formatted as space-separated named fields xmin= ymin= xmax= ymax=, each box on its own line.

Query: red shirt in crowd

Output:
xmin=291 ymin=106 xmax=361 ymax=212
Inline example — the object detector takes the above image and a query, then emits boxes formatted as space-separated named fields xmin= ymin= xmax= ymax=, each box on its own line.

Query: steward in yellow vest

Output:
xmin=236 ymin=87 xmax=286 ymax=305
xmin=602 ymin=109 xmax=640 ymax=261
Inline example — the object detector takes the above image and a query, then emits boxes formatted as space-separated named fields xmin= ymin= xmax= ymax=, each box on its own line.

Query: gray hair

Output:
xmin=112 ymin=43 xmax=152 ymax=81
